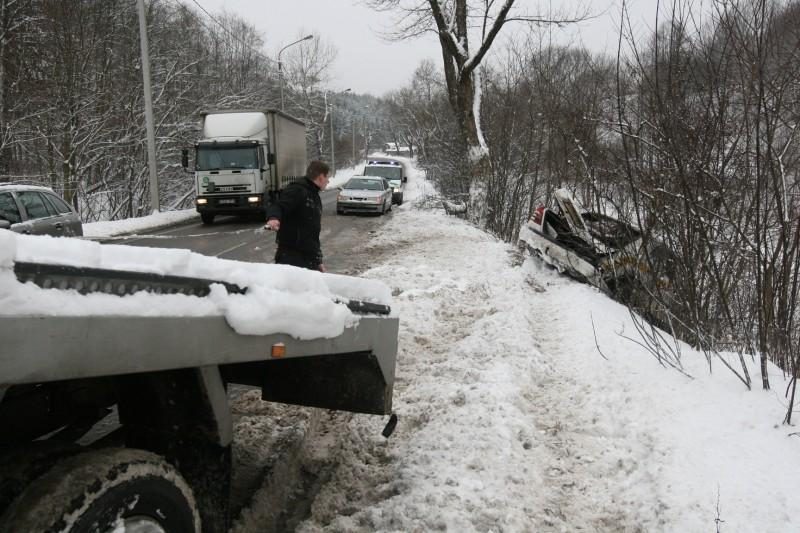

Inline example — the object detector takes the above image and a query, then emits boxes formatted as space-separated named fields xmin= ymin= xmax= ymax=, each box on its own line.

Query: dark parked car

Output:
xmin=336 ymin=177 xmax=393 ymax=215
xmin=0 ymin=184 xmax=83 ymax=237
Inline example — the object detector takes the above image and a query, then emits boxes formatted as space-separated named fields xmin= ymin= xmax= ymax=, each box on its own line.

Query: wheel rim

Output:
xmin=105 ymin=516 xmax=167 ymax=533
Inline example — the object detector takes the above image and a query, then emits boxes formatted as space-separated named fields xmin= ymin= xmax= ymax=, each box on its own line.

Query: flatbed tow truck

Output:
xmin=0 ymin=245 xmax=399 ymax=532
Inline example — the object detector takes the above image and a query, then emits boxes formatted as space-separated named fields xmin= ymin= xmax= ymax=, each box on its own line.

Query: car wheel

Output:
xmin=0 ymin=448 xmax=201 ymax=533
xmin=398 ymin=195 xmax=403 ymax=206
xmin=200 ymin=213 xmax=215 ymax=225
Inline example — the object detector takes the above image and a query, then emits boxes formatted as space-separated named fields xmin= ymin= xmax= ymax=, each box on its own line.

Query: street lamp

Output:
xmin=329 ymin=88 xmax=350 ymax=176
xmin=278 ymin=34 xmax=313 ymax=111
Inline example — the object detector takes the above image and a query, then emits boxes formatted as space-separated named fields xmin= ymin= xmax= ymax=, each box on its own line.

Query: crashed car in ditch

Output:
xmin=519 ymin=188 xmax=673 ymax=296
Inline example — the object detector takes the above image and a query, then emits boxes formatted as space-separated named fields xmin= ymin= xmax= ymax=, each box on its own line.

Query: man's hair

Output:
xmin=306 ymin=160 xmax=330 ymax=179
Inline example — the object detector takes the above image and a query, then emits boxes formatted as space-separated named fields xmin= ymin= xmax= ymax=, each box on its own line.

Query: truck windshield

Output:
xmin=196 ymin=146 xmax=259 ymax=170
xmin=364 ymin=166 xmax=402 ymax=181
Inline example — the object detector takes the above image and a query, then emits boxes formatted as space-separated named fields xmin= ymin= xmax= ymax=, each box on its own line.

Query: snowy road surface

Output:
xmin=221 ymin=161 xmax=799 ymax=532
xmin=61 ymin=157 xmax=797 ymax=532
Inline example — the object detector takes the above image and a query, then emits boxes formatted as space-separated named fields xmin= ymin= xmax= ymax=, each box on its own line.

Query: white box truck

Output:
xmin=182 ymin=110 xmax=307 ymax=225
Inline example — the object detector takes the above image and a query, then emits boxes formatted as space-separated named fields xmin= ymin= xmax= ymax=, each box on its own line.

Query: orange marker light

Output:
xmin=271 ymin=343 xmax=286 ymax=358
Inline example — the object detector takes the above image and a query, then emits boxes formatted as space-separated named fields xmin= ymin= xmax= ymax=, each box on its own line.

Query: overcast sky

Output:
xmin=196 ymin=1 xmax=690 ymax=96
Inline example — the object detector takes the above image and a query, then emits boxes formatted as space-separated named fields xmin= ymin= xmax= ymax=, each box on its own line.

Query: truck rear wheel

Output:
xmin=200 ymin=213 xmax=215 ymax=225
xmin=0 ymin=448 xmax=200 ymax=533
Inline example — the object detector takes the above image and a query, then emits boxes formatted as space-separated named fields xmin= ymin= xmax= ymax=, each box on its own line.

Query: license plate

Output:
xmin=218 ymin=199 xmax=235 ymax=205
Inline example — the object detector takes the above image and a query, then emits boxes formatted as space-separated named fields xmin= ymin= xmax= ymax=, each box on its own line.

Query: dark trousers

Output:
xmin=275 ymin=248 xmax=320 ymax=271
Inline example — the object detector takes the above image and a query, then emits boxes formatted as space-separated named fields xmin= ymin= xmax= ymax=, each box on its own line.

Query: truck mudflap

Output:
xmin=6 ymin=262 xmax=398 ymax=415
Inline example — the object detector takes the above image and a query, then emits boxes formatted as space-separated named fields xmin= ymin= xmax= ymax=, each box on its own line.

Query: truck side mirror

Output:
xmin=267 ymin=153 xmax=275 ymax=165
xmin=181 ymin=149 xmax=189 ymax=169
xmin=402 ymin=177 xmax=407 ymax=183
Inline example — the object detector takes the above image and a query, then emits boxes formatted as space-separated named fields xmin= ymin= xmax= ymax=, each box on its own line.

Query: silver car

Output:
xmin=336 ymin=177 xmax=393 ymax=215
xmin=0 ymin=184 xmax=83 ymax=237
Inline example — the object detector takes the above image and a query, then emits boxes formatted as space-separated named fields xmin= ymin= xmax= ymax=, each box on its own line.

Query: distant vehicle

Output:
xmin=0 ymin=184 xmax=83 ymax=237
xmin=182 ymin=109 xmax=307 ymax=225
xmin=337 ymin=177 xmax=393 ymax=215
xmin=363 ymin=158 xmax=407 ymax=205
xmin=519 ymin=188 xmax=673 ymax=295
xmin=382 ymin=143 xmax=410 ymax=156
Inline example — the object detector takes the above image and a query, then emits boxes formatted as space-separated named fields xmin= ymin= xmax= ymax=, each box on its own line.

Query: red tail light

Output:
xmin=532 ymin=205 xmax=545 ymax=225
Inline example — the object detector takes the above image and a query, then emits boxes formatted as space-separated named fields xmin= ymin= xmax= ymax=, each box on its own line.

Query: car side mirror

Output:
xmin=181 ymin=149 xmax=189 ymax=169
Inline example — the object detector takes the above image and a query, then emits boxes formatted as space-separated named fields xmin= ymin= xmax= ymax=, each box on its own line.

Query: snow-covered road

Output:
xmin=62 ymin=157 xmax=798 ymax=532
xmin=229 ymin=160 xmax=798 ymax=532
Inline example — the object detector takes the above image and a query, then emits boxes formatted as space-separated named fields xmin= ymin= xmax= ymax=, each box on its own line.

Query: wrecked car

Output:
xmin=519 ymin=188 xmax=672 ymax=296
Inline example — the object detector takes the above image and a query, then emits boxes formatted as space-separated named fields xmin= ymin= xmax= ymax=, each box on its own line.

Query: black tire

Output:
xmin=337 ymin=209 xmax=344 ymax=215
xmin=397 ymin=195 xmax=403 ymax=206
xmin=0 ymin=448 xmax=200 ymax=533
xmin=200 ymin=213 xmax=214 ymax=225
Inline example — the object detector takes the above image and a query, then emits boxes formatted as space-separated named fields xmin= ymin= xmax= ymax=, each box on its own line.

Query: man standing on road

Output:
xmin=264 ymin=160 xmax=329 ymax=272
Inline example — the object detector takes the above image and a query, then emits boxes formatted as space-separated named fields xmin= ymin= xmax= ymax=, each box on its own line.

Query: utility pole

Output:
xmin=330 ymin=101 xmax=335 ymax=175
xmin=330 ymin=88 xmax=350 ymax=176
xmin=278 ymin=35 xmax=313 ymax=111
xmin=136 ymin=0 xmax=159 ymax=212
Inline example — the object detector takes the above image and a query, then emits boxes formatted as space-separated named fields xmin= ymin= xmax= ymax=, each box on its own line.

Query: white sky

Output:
xmin=3 ymin=156 xmax=799 ymax=531
xmin=195 ymin=0 xmax=686 ymax=96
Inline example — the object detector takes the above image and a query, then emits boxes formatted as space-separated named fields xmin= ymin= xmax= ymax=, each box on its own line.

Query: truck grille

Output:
xmin=206 ymin=184 xmax=250 ymax=193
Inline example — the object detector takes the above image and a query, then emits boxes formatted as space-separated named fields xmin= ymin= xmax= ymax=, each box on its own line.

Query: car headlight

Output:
xmin=338 ymin=195 xmax=348 ymax=201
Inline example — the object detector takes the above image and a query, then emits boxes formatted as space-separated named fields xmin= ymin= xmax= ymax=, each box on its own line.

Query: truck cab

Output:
xmin=184 ymin=110 xmax=307 ymax=225
xmin=364 ymin=158 xmax=407 ymax=205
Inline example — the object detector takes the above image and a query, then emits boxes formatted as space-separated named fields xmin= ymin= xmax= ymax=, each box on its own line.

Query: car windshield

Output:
xmin=196 ymin=146 xmax=258 ymax=170
xmin=345 ymin=178 xmax=383 ymax=191
xmin=364 ymin=165 xmax=402 ymax=181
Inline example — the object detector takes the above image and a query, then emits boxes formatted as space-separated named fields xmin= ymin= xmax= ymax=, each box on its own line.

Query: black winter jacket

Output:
xmin=266 ymin=178 xmax=323 ymax=264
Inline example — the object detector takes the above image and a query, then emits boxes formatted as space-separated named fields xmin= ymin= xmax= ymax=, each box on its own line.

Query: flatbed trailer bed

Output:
xmin=0 ymin=261 xmax=399 ymax=532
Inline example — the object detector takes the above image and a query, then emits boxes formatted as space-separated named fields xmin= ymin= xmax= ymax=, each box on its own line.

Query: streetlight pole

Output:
xmin=136 ymin=0 xmax=159 ymax=212
xmin=278 ymin=34 xmax=313 ymax=111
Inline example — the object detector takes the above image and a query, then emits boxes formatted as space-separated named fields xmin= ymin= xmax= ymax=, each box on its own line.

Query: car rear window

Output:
xmin=0 ymin=192 xmax=21 ymax=223
xmin=17 ymin=191 xmax=52 ymax=220
xmin=346 ymin=179 xmax=383 ymax=191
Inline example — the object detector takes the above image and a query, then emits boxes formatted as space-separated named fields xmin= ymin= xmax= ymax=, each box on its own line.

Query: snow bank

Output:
xmin=286 ymin=162 xmax=800 ymax=533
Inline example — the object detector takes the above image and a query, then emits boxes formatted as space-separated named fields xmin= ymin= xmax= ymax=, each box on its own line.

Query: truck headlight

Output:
xmin=247 ymin=196 xmax=260 ymax=203
xmin=196 ymin=198 xmax=208 ymax=205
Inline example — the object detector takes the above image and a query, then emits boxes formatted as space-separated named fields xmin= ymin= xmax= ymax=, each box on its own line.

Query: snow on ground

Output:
xmin=10 ymin=156 xmax=799 ymax=531
xmin=82 ymin=208 xmax=198 ymax=238
xmin=282 ymin=162 xmax=799 ymax=532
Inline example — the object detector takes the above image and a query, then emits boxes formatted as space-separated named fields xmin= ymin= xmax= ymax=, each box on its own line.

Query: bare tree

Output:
xmin=366 ymin=0 xmax=589 ymax=209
